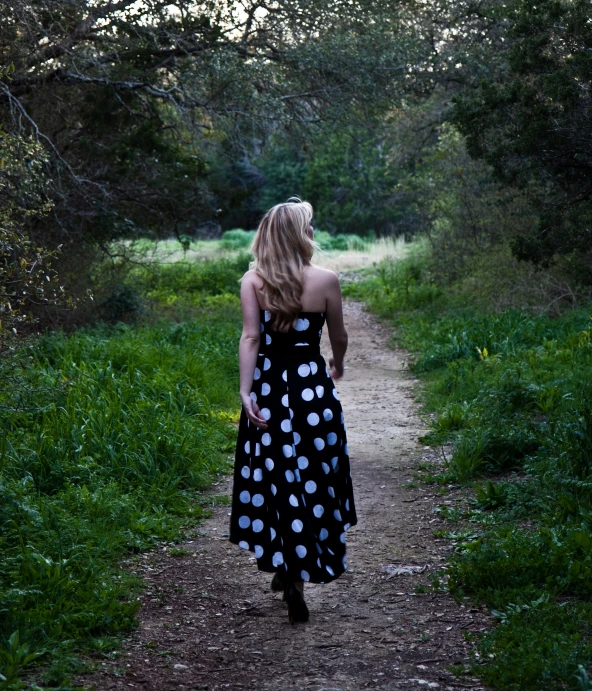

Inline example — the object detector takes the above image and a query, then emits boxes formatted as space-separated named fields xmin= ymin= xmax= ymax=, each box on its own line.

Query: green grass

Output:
xmin=0 ymin=258 xmax=245 ymax=689
xmin=345 ymin=251 xmax=592 ymax=691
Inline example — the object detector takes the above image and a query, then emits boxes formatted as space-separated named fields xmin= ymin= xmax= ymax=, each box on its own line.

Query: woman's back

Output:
xmin=243 ymin=265 xmax=348 ymax=358
xmin=229 ymin=198 xmax=356 ymax=623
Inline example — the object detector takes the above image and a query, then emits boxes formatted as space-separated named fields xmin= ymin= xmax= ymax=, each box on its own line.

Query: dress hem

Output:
xmin=228 ymin=519 xmax=357 ymax=585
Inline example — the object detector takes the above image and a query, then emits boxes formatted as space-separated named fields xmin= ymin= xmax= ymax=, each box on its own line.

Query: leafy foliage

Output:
xmin=0 ymin=261 xmax=242 ymax=688
xmin=349 ymin=251 xmax=592 ymax=690
xmin=0 ymin=0 xmax=420 ymax=286
xmin=401 ymin=123 xmax=537 ymax=280
xmin=258 ymin=126 xmax=405 ymax=235
xmin=219 ymin=229 xmax=256 ymax=251
xmin=452 ymin=0 xmax=592 ymax=272
xmin=0 ymin=129 xmax=60 ymax=357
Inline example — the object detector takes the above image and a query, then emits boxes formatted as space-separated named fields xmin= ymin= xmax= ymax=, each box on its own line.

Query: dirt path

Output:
xmin=82 ymin=302 xmax=490 ymax=691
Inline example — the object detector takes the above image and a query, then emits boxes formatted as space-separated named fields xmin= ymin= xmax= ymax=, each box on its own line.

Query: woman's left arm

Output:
xmin=239 ymin=272 xmax=268 ymax=429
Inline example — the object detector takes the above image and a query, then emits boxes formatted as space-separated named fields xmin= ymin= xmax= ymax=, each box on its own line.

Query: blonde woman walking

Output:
xmin=229 ymin=199 xmax=357 ymax=624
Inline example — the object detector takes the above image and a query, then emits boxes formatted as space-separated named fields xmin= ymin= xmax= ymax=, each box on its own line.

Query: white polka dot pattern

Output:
xmin=294 ymin=318 xmax=309 ymax=331
xmin=229 ymin=309 xmax=356 ymax=584
xmin=307 ymin=412 xmax=320 ymax=426
xmin=298 ymin=364 xmax=310 ymax=377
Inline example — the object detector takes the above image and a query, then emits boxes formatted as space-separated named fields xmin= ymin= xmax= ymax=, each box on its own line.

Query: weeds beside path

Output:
xmin=79 ymin=302 xmax=490 ymax=691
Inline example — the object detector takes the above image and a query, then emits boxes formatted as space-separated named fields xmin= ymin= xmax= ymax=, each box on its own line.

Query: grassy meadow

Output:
xmin=0 ymin=252 xmax=252 ymax=689
xmin=345 ymin=249 xmax=592 ymax=691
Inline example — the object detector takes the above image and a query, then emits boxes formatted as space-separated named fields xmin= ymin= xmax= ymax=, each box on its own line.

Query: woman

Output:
xmin=229 ymin=199 xmax=357 ymax=624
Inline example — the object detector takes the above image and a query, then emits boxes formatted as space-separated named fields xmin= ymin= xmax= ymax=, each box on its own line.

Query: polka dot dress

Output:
xmin=229 ymin=310 xmax=357 ymax=584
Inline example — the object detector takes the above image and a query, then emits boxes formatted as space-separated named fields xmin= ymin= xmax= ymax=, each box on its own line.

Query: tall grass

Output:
xmin=346 ymin=253 xmax=592 ymax=691
xmin=0 ymin=258 xmax=244 ymax=688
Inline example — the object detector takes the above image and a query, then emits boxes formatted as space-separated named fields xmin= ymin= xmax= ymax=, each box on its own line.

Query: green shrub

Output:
xmin=344 ymin=257 xmax=442 ymax=315
xmin=477 ymin=600 xmax=592 ymax=691
xmin=314 ymin=231 xmax=370 ymax=252
xmin=219 ymin=229 xmax=256 ymax=250
xmin=448 ymin=430 xmax=486 ymax=482
xmin=131 ymin=253 xmax=250 ymax=311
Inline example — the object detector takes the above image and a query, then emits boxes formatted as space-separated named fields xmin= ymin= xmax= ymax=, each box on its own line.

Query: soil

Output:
xmin=79 ymin=302 xmax=491 ymax=691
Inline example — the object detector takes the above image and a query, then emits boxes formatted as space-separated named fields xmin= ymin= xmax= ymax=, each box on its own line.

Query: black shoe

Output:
xmin=271 ymin=572 xmax=285 ymax=593
xmin=284 ymin=583 xmax=309 ymax=624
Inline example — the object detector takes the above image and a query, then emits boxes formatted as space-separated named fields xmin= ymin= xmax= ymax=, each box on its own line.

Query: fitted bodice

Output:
xmin=259 ymin=309 xmax=325 ymax=357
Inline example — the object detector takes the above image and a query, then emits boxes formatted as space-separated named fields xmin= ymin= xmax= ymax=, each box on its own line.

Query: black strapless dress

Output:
xmin=229 ymin=310 xmax=357 ymax=584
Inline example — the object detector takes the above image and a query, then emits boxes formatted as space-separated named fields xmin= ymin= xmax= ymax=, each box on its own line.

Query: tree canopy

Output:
xmin=1 ymin=0 xmax=420 ymax=249
xmin=452 ymin=0 xmax=592 ymax=270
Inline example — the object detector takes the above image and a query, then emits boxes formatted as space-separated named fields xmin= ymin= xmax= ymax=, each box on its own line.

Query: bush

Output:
xmin=0 ymin=131 xmax=60 ymax=357
xmin=314 ymin=231 xmax=369 ymax=252
xmin=129 ymin=253 xmax=250 ymax=313
xmin=477 ymin=600 xmax=592 ymax=691
xmin=219 ymin=229 xmax=256 ymax=250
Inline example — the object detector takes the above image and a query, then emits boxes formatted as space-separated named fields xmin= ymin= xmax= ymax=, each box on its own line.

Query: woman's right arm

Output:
xmin=325 ymin=271 xmax=348 ymax=380
xmin=239 ymin=272 xmax=268 ymax=428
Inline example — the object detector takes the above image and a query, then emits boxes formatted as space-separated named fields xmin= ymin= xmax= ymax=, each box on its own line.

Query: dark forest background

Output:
xmin=2 ymin=0 xmax=590 ymax=340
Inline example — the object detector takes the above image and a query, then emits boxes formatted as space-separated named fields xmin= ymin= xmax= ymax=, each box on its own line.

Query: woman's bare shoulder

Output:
xmin=242 ymin=269 xmax=264 ymax=287
xmin=307 ymin=265 xmax=339 ymax=284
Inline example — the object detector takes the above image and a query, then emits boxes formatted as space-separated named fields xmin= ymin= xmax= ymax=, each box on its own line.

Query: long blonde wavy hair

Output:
xmin=250 ymin=199 xmax=316 ymax=333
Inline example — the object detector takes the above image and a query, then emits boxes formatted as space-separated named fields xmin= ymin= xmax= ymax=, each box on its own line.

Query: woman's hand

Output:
xmin=329 ymin=357 xmax=344 ymax=381
xmin=240 ymin=393 xmax=268 ymax=429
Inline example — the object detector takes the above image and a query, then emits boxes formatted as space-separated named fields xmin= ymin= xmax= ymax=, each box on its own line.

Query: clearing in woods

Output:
xmin=81 ymin=301 xmax=490 ymax=691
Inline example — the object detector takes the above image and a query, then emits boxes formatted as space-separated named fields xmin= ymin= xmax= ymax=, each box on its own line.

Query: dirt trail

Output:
xmin=82 ymin=302 xmax=489 ymax=691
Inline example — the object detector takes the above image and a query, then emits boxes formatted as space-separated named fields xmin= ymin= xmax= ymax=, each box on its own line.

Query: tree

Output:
xmin=0 ymin=128 xmax=60 ymax=359
xmin=258 ymin=123 xmax=407 ymax=235
xmin=452 ymin=0 xmax=592 ymax=273
xmin=0 ymin=1 xmax=417 ymax=259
